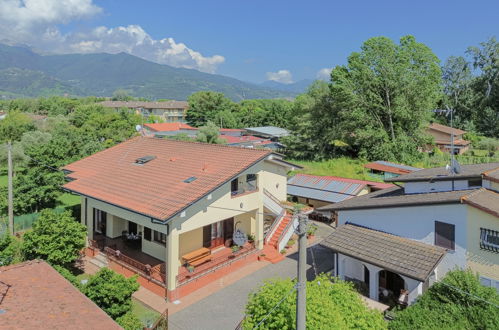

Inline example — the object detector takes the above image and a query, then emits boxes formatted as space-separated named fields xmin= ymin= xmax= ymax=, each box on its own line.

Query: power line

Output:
xmin=253 ymin=284 xmax=297 ymax=329
xmin=439 ymin=281 xmax=499 ymax=309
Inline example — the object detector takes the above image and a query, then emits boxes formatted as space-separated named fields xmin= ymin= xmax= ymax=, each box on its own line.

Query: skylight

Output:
xmin=183 ymin=176 xmax=197 ymax=183
xmin=135 ymin=155 xmax=156 ymax=164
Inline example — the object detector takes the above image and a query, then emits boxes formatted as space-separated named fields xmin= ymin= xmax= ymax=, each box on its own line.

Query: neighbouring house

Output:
xmin=0 ymin=111 xmax=6 ymax=120
xmin=0 ymin=260 xmax=120 ymax=329
xmin=143 ymin=122 xmax=198 ymax=138
xmin=318 ymin=162 xmax=499 ymax=305
xmin=427 ymin=122 xmax=470 ymax=155
xmin=219 ymin=128 xmax=245 ymax=137
xmin=100 ymin=100 xmax=189 ymax=123
xmin=220 ymin=135 xmax=285 ymax=150
xmin=364 ymin=161 xmax=421 ymax=180
xmin=244 ymin=126 xmax=290 ymax=140
xmin=63 ymin=137 xmax=301 ymax=300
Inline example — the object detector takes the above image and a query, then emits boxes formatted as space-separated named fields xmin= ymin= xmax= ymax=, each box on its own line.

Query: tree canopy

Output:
xmin=242 ymin=274 xmax=386 ymax=330
xmin=389 ymin=269 xmax=499 ymax=330
xmin=21 ymin=209 xmax=86 ymax=265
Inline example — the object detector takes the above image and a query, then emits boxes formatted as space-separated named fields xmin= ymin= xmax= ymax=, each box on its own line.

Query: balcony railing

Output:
xmin=177 ymin=242 xmax=257 ymax=285
xmin=104 ymin=246 xmax=166 ymax=284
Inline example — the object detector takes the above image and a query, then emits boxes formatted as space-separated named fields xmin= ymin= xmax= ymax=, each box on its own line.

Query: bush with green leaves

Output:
xmin=116 ymin=312 xmax=144 ymax=330
xmin=389 ymin=269 xmax=499 ymax=330
xmin=242 ymin=274 xmax=386 ymax=329
xmin=81 ymin=268 xmax=140 ymax=320
xmin=0 ymin=233 xmax=23 ymax=266
xmin=22 ymin=209 xmax=86 ymax=266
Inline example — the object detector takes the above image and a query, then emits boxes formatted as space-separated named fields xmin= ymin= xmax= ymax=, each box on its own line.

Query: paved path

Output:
xmin=168 ymin=221 xmax=335 ymax=330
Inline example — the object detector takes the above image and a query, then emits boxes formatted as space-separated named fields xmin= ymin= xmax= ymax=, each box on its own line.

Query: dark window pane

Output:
xmin=144 ymin=227 xmax=151 ymax=241
xmin=435 ymin=221 xmax=455 ymax=250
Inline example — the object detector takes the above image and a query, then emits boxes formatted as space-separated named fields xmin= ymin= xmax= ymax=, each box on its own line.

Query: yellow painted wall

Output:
xmin=466 ymin=206 xmax=499 ymax=281
xmin=178 ymin=227 xmax=204 ymax=262
xmin=260 ymin=160 xmax=288 ymax=201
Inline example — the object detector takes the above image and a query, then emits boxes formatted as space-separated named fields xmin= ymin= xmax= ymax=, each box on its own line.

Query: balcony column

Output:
xmin=166 ymin=227 xmax=179 ymax=291
xmin=87 ymin=202 xmax=94 ymax=241
xmin=255 ymin=207 xmax=264 ymax=249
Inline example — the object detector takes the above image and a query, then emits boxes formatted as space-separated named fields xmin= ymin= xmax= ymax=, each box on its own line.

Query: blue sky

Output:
xmin=1 ymin=0 xmax=498 ymax=84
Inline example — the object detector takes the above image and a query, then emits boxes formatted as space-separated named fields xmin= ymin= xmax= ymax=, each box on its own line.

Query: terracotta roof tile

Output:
xmin=428 ymin=122 xmax=466 ymax=135
xmin=144 ymin=123 xmax=196 ymax=132
xmin=320 ymin=224 xmax=446 ymax=281
xmin=63 ymin=137 xmax=271 ymax=221
xmin=0 ymin=261 xmax=120 ymax=329
xmin=461 ymin=188 xmax=499 ymax=217
xmin=364 ymin=161 xmax=421 ymax=175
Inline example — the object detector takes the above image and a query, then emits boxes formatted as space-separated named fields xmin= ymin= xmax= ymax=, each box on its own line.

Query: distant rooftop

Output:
xmin=144 ymin=122 xmax=196 ymax=132
xmin=364 ymin=161 xmax=421 ymax=175
xmin=100 ymin=100 xmax=189 ymax=109
xmin=0 ymin=260 xmax=120 ymax=329
xmin=428 ymin=122 xmax=466 ymax=136
xmin=385 ymin=162 xmax=499 ymax=182
xmin=244 ymin=126 xmax=290 ymax=138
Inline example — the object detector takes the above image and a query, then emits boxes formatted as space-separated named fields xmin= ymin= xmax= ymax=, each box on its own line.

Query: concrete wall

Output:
xmin=338 ymin=203 xmax=468 ymax=278
xmin=260 ymin=160 xmax=288 ymax=202
xmin=294 ymin=197 xmax=331 ymax=209
xmin=466 ymin=206 xmax=499 ymax=283
xmin=143 ymin=237 xmax=166 ymax=261
xmin=404 ymin=180 xmax=472 ymax=194
xmin=106 ymin=215 xmax=128 ymax=238
xmin=483 ymin=179 xmax=499 ymax=192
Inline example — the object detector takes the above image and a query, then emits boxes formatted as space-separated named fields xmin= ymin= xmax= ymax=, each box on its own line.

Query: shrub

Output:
xmin=116 ymin=312 xmax=143 ymax=330
xmin=242 ymin=274 xmax=386 ymax=329
xmin=22 ymin=209 xmax=86 ymax=266
xmin=0 ymin=234 xmax=23 ymax=266
xmin=389 ymin=269 xmax=499 ymax=330
xmin=81 ymin=268 xmax=140 ymax=319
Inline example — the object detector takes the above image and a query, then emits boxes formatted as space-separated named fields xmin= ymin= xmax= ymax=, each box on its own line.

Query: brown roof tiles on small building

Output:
xmin=428 ymin=122 xmax=466 ymax=136
xmin=320 ymin=224 xmax=446 ymax=281
xmin=0 ymin=260 xmax=121 ymax=329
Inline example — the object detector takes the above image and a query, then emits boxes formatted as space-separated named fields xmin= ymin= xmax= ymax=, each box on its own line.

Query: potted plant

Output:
xmin=231 ymin=245 xmax=240 ymax=253
xmin=187 ymin=265 xmax=195 ymax=273
xmin=280 ymin=249 xmax=287 ymax=255
xmin=286 ymin=239 xmax=295 ymax=249
xmin=247 ymin=234 xmax=255 ymax=244
xmin=307 ymin=224 xmax=318 ymax=238
xmin=258 ymin=253 xmax=266 ymax=261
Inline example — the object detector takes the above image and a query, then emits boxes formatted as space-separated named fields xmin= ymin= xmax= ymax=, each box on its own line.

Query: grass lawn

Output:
xmin=290 ymin=157 xmax=380 ymax=181
xmin=57 ymin=193 xmax=81 ymax=207
xmin=131 ymin=299 xmax=160 ymax=327
xmin=0 ymin=175 xmax=7 ymax=187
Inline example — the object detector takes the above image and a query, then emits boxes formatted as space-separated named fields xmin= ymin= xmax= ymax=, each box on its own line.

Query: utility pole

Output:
xmin=7 ymin=141 xmax=14 ymax=235
xmin=296 ymin=212 xmax=308 ymax=330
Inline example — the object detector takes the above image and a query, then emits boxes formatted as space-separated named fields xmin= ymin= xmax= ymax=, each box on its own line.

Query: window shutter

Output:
xmin=435 ymin=221 xmax=455 ymax=250
xmin=144 ymin=227 xmax=151 ymax=241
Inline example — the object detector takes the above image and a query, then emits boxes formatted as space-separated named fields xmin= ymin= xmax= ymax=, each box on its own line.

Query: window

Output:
xmin=154 ymin=231 xmax=166 ymax=244
xmin=435 ymin=221 xmax=455 ymax=250
xmin=468 ymin=179 xmax=482 ymax=187
xmin=144 ymin=227 xmax=151 ymax=241
xmin=231 ymin=178 xmax=239 ymax=194
xmin=480 ymin=228 xmax=499 ymax=252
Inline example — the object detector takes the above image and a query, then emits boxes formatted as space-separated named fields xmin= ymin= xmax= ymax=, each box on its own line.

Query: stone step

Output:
xmin=89 ymin=257 xmax=108 ymax=268
xmin=94 ymin=253 xmax=108 ymax=263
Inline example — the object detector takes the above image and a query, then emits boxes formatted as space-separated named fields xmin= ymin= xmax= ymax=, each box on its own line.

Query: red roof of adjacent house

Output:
xmin=364 ymin=161 xmax=421 ymax=175
xmin=63 ymin=137 xmax=272 ymax=221
xmin=0 ymin=260 xmax=120 ymax=329
xmin=292 ymin=174 xmax=394 ymax=190
xmin=219 ymin=128 xmax=244 ymax=132
xmin=428 ymin=123 xmax=466 ymax=136
xmin=434 ymin=139 xmax=470 ymax=146
xmin=144 ymin=122 xmax=197 ymax=132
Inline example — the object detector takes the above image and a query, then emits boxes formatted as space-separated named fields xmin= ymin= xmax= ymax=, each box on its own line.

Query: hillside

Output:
xmin=260 ymin=79 xmax=314 ymax=93
xmin=0 ymin=44 xmax=295 ymax=101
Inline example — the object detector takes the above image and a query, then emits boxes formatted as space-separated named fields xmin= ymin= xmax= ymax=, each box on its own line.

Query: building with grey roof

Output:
xmin=244 ymin=126 xmax=290 ymax=139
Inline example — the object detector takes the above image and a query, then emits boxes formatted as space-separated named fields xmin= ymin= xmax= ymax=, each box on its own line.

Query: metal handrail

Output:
xmin=264 ymin=209 xmax=286 ymax=244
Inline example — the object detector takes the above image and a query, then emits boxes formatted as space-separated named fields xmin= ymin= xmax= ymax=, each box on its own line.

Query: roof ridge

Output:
xmin=461 ymin=187 xmax=487 ymax=202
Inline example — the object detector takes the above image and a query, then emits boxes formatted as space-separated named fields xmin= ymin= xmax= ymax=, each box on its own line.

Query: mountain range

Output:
xmin=259 ymin=79 xmax=314 ymax=93
xmin=0 ymin=44 xmax=305 ymax=101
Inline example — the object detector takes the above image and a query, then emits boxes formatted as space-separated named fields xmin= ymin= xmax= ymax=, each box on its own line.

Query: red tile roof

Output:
xmin=364 ymin=162 xmax=419 ymax=175
xmin=0 ymin=260 xmax=120 ymax=329
xmin=293 ymin=174 xmax=394 ymax=190
xmin=428 ymin=123 xmax=466 ymax=136
xmin=144 ymin=122 xmax=197 ymax=132
xmin=434 ymin=139 xmax=470 ymax=146
xmin=63 ymin=137 xmax=272 ymax=221
xmin=219 ymin=128 xmax=244 ymax=132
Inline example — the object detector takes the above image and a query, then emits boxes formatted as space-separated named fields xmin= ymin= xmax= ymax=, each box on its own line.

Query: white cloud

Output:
xmin=266 ymin=70 xmax=293 ymax=84
xmin=0 ymin=0 xmax=225 ymax=73
xmin=316 ymin=67 xmax=332 ymax=80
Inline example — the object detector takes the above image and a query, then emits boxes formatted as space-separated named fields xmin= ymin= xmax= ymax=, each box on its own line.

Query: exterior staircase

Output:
xmin=89 ymin=252 xmax=109 ymax=269
xmin=267 ymin=211 xmax=293 ymax=248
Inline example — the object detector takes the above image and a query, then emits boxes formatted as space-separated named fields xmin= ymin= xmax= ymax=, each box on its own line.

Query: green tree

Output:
xmin=242 ymin=274 xmax=386 ymax=329
xmin=196 ymin=121 xmax=225 ymax=144
xmin=389 ymin=269 xmax=499 ymax=330
xmin=186 ymin=91 xmax=237 ymax=127
xmin=0 ymin=111 xmax=35 ymax=143
xmin=112 ymin=89 xmax=133 ymax=101
xmin=116 ymin=312 xmax=144 ymax=330
xmin=330 ymin=35 xmax=442 ymax=162
xmin=22 ymin=209 xmax=86 ymax=266
xmin=0 ymin=234 xmax=24 ymax=266
xmin=82 ymin=268 xmax=140 ymax=319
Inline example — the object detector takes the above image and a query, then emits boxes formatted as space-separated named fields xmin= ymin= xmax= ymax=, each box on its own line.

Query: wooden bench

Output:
xmin=182 ymin=247 xmax=212 ymax=267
